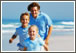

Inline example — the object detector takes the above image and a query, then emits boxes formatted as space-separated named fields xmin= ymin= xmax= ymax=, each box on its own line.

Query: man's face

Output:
xmin=30 ymin=6 xmax=39 ymax=18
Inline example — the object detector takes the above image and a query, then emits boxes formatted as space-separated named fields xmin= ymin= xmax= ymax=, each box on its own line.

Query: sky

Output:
xmin=2 ymin=2 xmax=74 ymax=21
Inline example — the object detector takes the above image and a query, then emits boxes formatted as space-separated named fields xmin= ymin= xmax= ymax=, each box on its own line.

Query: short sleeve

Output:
xmin=38 ymin=37 xmax=45 ymax=46
xmin=45 ymin=14 xmax=53 ymax=27
xmin=14 ymin=28 xmax=18 ymax=36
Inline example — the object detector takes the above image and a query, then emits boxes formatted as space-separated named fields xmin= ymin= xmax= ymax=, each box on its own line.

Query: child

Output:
xmin=23 ymin=25 xmax=48 ymax=51
xmin=9 ymin=12 xmax=30 ymax=51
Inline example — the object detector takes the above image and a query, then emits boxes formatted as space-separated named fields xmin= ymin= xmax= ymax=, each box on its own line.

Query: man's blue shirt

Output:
xmin=29 ymin=12 xmax=52 ymax=40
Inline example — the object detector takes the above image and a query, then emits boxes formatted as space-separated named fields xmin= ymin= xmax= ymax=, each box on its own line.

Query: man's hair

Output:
xmin=28 ymin=2 xmax=40 ymax=11
xmin=20 ymin=12 xmax=30 ymax=21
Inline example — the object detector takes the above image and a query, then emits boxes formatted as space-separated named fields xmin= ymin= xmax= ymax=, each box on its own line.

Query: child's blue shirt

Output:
xmin=23 ymin=37 xmax=45 ymax=51
xmin=14 ymin=25 xmax=30 ymax=48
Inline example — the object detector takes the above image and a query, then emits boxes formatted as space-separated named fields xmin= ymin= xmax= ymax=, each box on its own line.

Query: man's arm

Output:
xmin=45 ymin=25 xmax=53 ymax=45
xmin=43 ymin=44 xmax=48 ymax=51
xmin=9 ymin=35 xmax=17 ymax=43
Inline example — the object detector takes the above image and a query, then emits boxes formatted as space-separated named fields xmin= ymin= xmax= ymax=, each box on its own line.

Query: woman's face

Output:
xmin=30 ymin=6 xmax=39 ymax=18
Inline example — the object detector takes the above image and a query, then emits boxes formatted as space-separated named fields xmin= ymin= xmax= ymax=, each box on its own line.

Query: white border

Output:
xmin=1 ymin=1 xmax=75 ymax=52
xmin=0 ymin=1 xmax=75 ymax=2
xmin=74 ymin=1 xmax=75 ymax=52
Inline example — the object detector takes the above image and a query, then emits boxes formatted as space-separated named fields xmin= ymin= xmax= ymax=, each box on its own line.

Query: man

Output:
xmin=28 ymin=2 xmax=53 ymax=45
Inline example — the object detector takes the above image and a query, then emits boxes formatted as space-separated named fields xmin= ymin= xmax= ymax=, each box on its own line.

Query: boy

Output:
xmin=9 ymin=12 xmax=30 ymax=51
xmin=23 ymin=25 xmax=48 ymax=51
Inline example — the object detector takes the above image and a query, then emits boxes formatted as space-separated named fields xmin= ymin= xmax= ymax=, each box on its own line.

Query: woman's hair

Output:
xmin=28 ymin=2 xmax=40 ymax=11
xmin=28 ymin=25 xmax=39 ymax=32
xmin=20 ymin=12 xmax=30 ymax=21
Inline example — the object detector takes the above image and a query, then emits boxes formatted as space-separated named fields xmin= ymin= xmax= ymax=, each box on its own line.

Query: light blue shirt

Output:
xmin=23 ymin=37 xmax=45 ymax=51
xmin=14 ymin=25 xmax=30 ymax=48
xmin=29 ymin=12 xmax=52 ymax=40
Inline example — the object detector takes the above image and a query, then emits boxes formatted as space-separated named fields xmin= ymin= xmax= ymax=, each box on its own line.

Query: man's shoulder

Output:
xmin=39 ymin=12 xmax=49 ymax=19
xmin=40 ymin=12 xmax=48 ymax=16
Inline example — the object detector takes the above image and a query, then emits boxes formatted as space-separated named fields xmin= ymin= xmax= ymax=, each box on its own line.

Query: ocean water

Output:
xmin=2 ymin=19 xmax=74 ymax=35
xmin=2 ymin=19 xmax=74 ymax=51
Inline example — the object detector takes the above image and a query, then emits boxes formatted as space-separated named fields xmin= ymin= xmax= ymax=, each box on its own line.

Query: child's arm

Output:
xmin=24 ymin=47 xmax=27 ymax=51
xmin=43 ymin=44 xmax=48 ymax=51
xmin=9 ymin=35 xmax=17 ymax=43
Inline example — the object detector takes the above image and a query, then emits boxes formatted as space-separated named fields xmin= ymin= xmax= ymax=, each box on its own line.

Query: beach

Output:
xmin=2 ymin=20 xmax=75 ymax=52
xmin=2 ymin=29 xmax=74 ymax=52
xmin=49 ymin=35 xmax=74 ymax=51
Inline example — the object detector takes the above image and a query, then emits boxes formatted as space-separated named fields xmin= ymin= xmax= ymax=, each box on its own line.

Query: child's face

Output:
xmin=29 ymin=27 xmax=38 ymax=40
xmin=21 ymin=15 xmax=29 ymax=26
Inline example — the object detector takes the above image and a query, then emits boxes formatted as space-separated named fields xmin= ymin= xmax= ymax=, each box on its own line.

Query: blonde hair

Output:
xmin=28 ymin=25 xmax=39 ymax=32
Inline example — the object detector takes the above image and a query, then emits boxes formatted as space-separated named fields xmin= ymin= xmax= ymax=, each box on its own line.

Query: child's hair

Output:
xmin=28 ymin=2 xmax=40 ymax=11
xmin=28 ymin=25 xmax=39 ymax=32
xmin=20 ymin=12 xmax=30 ymax=21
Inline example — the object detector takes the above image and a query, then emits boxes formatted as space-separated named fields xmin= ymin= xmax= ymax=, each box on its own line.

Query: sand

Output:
xmin=48 ymin=35 xmax=74 ymax=52
xmin=2 ymin=33 xmax=75 ymax=52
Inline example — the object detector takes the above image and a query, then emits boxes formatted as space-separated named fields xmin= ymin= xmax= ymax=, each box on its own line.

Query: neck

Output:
xmin=34 ymin=16 xmax=37 ymax=19
xmin=30 ymin=37 xmax=35 ymax=40
xmin=22 ymin=24 xmax=28 ymax=28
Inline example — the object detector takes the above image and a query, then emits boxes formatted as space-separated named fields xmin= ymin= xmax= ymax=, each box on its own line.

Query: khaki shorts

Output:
xmin=18 ymin=46 xmax=46 ymax=51
xmin=17 ymin=47 xmax=24 ymax=51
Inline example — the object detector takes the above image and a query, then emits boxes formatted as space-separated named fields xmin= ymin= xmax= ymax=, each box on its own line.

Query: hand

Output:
xmin=24 ymin=47 xmax=27 ymax=51
xmin=45 ymin=39 xmax=49 ymax=45
xmin=44 ymin=43 xmax=48 ymax=51
xmin=9 ymin=38 xmax=13 ymax=43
